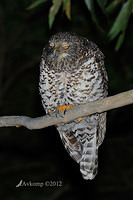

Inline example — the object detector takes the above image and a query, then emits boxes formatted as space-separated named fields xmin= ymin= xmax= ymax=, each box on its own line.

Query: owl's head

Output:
xmin=45 ymin=32 xmax=87 ymax=60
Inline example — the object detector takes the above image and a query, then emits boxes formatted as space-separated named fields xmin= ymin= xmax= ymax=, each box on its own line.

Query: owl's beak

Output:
xmin=52 ymin=45 xmax=68 ymax=59
xmin=54 ymin=46 xmax=62 ymax=54
xmin=53 ymin=46 xmax=62 ymax=57
xmin=54 ymin=46 xmax=60 ymax=51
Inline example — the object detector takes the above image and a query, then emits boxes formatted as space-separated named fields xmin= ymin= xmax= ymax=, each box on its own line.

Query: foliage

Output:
xmin=48 ymin=0 xmax=71 ymax=28
xmin=27 ymin=0 xmax=133 ymax=50
xmin=108 ymin=0 xmax=133 ymax=51
xmin=26 ymin=0 xmax=48 ymax=10
xmin=27 ymin=0 xmax=71 ymax=29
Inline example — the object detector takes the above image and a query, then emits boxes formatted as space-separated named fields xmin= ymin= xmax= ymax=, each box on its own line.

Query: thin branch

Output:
xmin=0 ymin=89 xmax=133 ymax=130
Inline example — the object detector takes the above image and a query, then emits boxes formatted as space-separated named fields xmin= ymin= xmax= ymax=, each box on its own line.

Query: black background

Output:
xmin=0 ymin=1 xmax=133 ymax=199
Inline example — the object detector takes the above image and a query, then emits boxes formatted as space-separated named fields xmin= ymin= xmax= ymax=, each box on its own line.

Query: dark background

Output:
xmin=0 ymin=0 xmax=133 ymax=199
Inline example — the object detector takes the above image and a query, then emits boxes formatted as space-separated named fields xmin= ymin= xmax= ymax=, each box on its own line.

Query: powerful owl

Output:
xmin=39 ymin=32 xmax=108 ymax=180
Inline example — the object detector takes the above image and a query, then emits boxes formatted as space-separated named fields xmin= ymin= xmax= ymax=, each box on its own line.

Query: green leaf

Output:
xmin=49 ymin=0 xmax=62 ymax=29
xmin=84 ymin=0 xmax=100 ymax=28
xmin=84 ymin=0 xmax=91 ymax=11
xmin=108 ymin=0 xmax=133 ymax=50
xmin=105 ymin=0 xmax=122 ymax=14
xmin=63 ymin=0 xmax=71 ymax=20
xmin=96 ymin=0 xmax=107 ymax=14
xmin=115 ymin=32 xmax=125 ymax=51
xmin=63 ymin=0 xmax=68 ymax=9
xmin=27 ymin=0 xmax=48 ymax=10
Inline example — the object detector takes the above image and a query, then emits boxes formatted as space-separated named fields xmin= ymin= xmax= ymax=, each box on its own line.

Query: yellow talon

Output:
xmin=57 ymin=105 xmax=67 ymax=112
xmin=77 ymin=117 xmax=83 ymax=121
xmin=66 ymin=104 xmax=74 ymax=110
xmin=57 ymin=123 xmax=61 ymax=127
xmin=56 ymin=105 xmax=74 ymax=127
xmin=57 ymin=104 xmax=74 ymax=112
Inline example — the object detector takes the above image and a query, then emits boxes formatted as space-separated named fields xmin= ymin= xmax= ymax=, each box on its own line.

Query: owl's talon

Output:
xmin=56 ymin=106 xmax=65 ymax=117
xmin=77 ymin=117 xmax=83 ymax=121
xmin=62 ymin=109 xmax=66 ymax=116
xmin=56 ymin=105 xmax=74 ymax=117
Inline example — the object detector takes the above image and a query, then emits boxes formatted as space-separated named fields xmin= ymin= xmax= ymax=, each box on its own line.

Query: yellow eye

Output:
xmin=51 ymin=45 xmax=54 ymax=49
xmin=64 ymin=46 xmax=69 ymax=50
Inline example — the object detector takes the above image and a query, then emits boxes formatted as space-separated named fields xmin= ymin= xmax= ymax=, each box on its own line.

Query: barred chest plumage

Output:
xmin=39 ymin=56 xmax=106 ymax=114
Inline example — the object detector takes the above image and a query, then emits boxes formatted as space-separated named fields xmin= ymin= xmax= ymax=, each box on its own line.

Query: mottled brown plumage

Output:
xmin=39 ymin=32 xmax=108 ymax=180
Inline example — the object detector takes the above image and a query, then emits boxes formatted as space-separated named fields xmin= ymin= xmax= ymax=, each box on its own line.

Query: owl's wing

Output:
xmin=97 ymin=112 xmax=107 ymax=147
xmin=57 ymin=124 xmax=83 ymax=163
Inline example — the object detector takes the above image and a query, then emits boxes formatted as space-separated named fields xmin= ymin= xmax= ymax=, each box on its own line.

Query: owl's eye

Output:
xmin=62 ymin=42 xmax=69 ymax=50
xmin=64 ymin=46 xmax=69 ymax=50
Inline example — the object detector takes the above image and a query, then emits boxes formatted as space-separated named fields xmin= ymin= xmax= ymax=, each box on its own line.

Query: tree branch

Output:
xmin=0 ymin=90 xmax=133 ymax=130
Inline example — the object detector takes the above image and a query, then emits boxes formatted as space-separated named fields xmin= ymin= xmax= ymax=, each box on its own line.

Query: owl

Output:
xmin=39 ymin=32 xmax=108 ymax=180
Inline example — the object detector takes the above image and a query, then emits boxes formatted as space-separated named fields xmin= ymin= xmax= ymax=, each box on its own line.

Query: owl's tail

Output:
xmin=80 ymin=133 xmax=98 ymax=180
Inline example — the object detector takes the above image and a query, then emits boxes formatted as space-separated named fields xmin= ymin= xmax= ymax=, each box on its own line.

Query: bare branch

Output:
xmin=0 ymin=89 xmax=133 ymax=130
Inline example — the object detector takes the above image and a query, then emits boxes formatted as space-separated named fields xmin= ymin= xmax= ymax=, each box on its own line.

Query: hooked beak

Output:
xmin=51 ymin=46 xmax=68 ymax=59
xmin=52 ymin=46 xmax=62 ymax=58
xmin=53 ymin=49 xmax=59 ymax=58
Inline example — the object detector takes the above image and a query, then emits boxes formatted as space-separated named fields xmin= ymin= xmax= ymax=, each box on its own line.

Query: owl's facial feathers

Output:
xmin=47 ymin=41 xmax=70 ymax=59
xmin=43 ymin=32 xmax=104 ymax=72
xmin=45 ymin=32 xmax=92 ymax=61
xmin=49 ymin=42 xmax=55 ymax=49
xmin=46 ymin=32 xmax=81 ymax=59
xmin=62 ymin=42 xmax=69 ymax=50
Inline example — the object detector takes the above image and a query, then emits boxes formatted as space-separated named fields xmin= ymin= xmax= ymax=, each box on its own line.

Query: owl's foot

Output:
xmin=56 ymin=105 xmax=83 ymax=126
xmin=56 ymin=105 xmax=74 ymax=126
xmin=48 ymin=106 xmax=83 ymax=124
xmin=56 ymin=105 xmax=74 ymax=117
xmin=56 ymin=105 xmax=83 ymax=121
xmin=57 ymin=104 xmax=74 ymax=112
